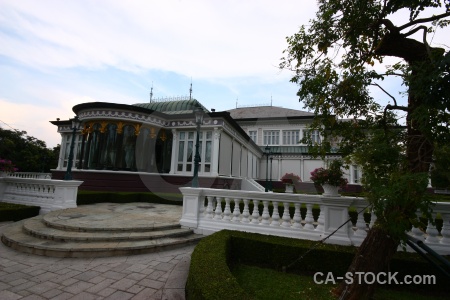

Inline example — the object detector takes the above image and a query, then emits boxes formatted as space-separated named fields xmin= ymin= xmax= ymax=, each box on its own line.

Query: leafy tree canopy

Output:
xmin=0 ymin=128 xmax=59 ymax=172
xmin=281 ymin=1 xmax=449 ymax=298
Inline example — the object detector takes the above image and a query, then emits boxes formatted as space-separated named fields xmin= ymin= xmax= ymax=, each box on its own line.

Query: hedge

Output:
xmin=186 ymin=230 xmax=450 ymax=299
xmin=0 ymin=202 xmax=40 ymax=221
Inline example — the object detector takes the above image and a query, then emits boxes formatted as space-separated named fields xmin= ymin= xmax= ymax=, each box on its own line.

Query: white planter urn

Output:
xmin=285 ymin=184 xmax=294 ymax=193
xmin=322 ymin=184 xmax=340 ymax=197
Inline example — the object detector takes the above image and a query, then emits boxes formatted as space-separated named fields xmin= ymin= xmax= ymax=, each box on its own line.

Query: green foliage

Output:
xmin=0 ymin=202 xmax=40 ymax=221
xmin=186 ymin=230 xmax=450 ymax=298
xmin=281 ymin=0 xmax=450 ymax=245
xmin=0 ymin=128 xmax=59 ymax=172
xmin=431 ymin=144 xmax=450 ymax=188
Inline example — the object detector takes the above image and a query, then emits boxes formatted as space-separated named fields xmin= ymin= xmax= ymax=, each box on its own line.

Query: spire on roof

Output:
xmin=150 ymin=82 xmax=154 ymax=103
xmin=189 ymin=79 xmax=193 ymax=100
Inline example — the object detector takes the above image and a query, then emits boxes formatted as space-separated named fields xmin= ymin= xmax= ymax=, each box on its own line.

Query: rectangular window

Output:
xmin=303 ymin=129 xmax=321 ymax=143
xmin=263 ymin=130 xmax=279 ymax=145
xmin=282 ymin=130 xmax=300 ymax=145
xmin=177 ymin=130 xmax=213 ymax=174
xmin=353 ymin=165 xmax=359 ymax=183
xmin=248 ymin=131 xmax=257 ymax=143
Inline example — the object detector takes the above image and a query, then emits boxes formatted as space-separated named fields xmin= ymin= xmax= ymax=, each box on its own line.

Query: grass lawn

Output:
xmin=232 ymin=264 xmax=447 ymax=300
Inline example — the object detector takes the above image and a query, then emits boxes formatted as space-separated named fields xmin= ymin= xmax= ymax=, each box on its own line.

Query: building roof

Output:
xmin=227 ymin=106 xmax=314 ymax=120
xmin=133 ymin=99 xmax=208 ymax=115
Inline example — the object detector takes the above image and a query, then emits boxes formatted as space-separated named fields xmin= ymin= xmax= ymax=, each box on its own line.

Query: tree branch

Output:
xmin=397 ymin=12 xmax=450 ymax=32
xmin=371 ymin=83 xmax=399 ymax=106
xmin=402 ymin=26 xmax=433 ymax=61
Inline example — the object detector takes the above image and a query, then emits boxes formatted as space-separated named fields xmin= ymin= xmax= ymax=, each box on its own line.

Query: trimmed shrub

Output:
xmin=0 ymin=202 xmax=40 ymax=221
xmin=186 ymin=230 xmax=450 ymax=299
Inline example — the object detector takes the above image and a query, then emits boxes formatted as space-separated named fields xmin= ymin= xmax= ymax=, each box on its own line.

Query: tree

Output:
xmin=0 ymin=128 xmax=59 ymax=172
xmin=281 ymin=1 xmax=450 ymax=298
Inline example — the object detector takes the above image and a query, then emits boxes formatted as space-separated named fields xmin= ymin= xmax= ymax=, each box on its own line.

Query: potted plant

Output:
xmin=281 ymin=173 xmax=301 ymax=193
xmin=0 ymin=158 xmax=18 ymax=177
xmin=310 ymin=160 xmax=348 ymax=196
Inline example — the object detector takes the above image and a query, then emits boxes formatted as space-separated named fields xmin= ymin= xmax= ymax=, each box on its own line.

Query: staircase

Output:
xmin=1 ymin=203 xmax=203 ymax=258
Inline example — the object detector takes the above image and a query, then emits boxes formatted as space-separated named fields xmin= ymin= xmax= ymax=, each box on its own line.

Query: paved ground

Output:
xmin=0 ymin=213 xmax=195 ymax=300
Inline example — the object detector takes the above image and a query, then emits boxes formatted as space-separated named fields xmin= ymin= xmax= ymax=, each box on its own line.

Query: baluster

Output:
xmin=292 ymin=203 xmax=302 ymax=229
xmin=223 ymin=197 xmax=231 ymax=221
xmin=251 ymin=200 xmax=260 ymax=224
xmin=315 ymin=204 xmax=324 ymax=232
xmin=261 ymin=200 xmax=270 ymax=225
xmin=440 ymin=213 xmax=450 ymax=245
xmin=425 ymin=212 xmax=440 ymax=244
xmin=214 ymin=197 xmax=223 ymax=220
xmin=369 ymin=208 xmax=377 ymax=228
xmin=304 ymin=204 xmax=315 ymax=230
xmin=410 ymin=211 xmax=425 ymax=240
xmin=232 ymin=198 xmax=241 ymax=222
xmin=281 ymin=202 xmax=291 ymax=228
xmin=206 ymin=196 xmax=214 ymax=219
xmin=354 ymin=209 xmax=368 ymax=237
xmin=270 ymin=201 xmax=280 ymax=227
xmin=241 ymin=198 xmax=250 ymax=223
xmin=199 ymin=196 xmax=206 ymax=216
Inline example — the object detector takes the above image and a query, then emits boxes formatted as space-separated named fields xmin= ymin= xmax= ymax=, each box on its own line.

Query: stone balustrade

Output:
xmin=179 ymin=187 xmax=450 ymax=255
xmin=1 ymin=172 xmax=52 ymax=179
xmin=0 ymin=176 xmax=82 ymax=214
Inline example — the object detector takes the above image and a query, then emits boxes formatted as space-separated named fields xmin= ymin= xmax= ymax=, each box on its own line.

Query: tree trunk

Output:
xmin=332 ymin=226 xmax=399 ymax=299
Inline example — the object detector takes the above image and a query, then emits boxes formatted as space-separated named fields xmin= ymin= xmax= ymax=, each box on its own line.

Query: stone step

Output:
xmin=1 ymin=220 xmax=203 ymax=258
xmin=42 ymin=209 xmax=180 ymax=232
xmin=23 ymin=216 xmax=194 ymax=242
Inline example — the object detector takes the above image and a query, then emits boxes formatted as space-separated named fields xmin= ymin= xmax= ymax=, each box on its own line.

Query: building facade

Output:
xmin=51 ymin=99 xmax=361 ymax=191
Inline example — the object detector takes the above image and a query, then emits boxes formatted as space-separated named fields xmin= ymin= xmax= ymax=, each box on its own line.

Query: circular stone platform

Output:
xmin=43 ymin=203 xmax=183 ymax=231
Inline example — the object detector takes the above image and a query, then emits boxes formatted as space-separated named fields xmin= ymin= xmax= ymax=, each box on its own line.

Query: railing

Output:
xmin=179 ymin=188 xmax=450 ymax=255
xmin=1 ymin=172 xmax=51 ymax=179
xmin=0 ymin=177 xmax=83 ymax=214
xmin=241 ymin=177 xmax=265 ymax=192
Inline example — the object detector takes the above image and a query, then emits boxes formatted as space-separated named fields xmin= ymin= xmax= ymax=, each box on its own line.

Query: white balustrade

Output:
xmin=0 ymin=172 xmax=51 ymax=179
xmin=179 ymin=187 xmax=450 ymax=254
xmin=0 ymin=176 xmax=82 ymax=214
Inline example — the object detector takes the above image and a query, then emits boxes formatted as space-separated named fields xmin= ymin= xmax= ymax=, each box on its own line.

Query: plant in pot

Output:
xmin=281 ymin=173 xmax=301 ymax=193
xmin=0 ymin=158 xmax=18 ymax=177
xmin=310 ymin=160 xmax=348 ymax=196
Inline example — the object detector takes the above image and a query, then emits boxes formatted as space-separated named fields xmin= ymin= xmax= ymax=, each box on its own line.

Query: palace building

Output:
xmin=50 ymin=98 xmax=361 ymax=192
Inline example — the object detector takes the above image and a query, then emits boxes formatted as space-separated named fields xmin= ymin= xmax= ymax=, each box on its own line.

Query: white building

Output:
xmin=50 ymin=99 xmax=360 ymax=191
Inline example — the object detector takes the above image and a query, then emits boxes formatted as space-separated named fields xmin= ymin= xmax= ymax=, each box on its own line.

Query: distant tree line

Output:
xmin=0 ymin=128 xmax=59 ymax=173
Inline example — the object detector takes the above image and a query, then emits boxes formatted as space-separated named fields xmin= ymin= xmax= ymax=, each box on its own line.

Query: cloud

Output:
xmin=0 ymin=0 xmax=316 ymax=79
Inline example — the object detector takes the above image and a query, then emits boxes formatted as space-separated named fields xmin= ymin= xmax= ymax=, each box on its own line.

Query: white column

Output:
xmin=57 ymin=133 xmax=66 ymax=170
xmin=278 ymin=157 xmax=282 ymax=180
xmin=169 ymin=129 xmax=177 ymax=174
xmin=211 ymin=128 xmax=221 ymax=176
xmin=300 ymin=156 xmax=304 ymax=181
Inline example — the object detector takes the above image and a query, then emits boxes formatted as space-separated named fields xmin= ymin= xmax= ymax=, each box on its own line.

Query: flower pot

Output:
xmin=285 ymin=184 xmax=294 ymax=193
xmin=322 ymin=183 xmax=340 ymax=197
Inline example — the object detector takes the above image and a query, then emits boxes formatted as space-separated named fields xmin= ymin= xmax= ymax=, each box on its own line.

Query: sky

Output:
xmin=0 ymin=1 xmax=449 ymax=148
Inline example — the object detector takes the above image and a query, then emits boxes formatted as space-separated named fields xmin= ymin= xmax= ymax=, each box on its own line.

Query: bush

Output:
xmin=186 ymin=230 xmax=450 ymax=299
xmin=0 ymin=202 xmax=40 ymax=221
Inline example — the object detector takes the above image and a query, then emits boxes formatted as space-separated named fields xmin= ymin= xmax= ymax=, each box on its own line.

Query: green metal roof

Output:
xmin=133 ymin=99 xmax=209 ymax=114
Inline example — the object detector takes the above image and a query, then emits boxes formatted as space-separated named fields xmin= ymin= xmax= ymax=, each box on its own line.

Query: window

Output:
xmin=177 ymin=130 xmax=212 ymax=173
xmin=282 ymin=130 xmax=300 ymax=145
xmin=249 ymin=131 xmax=257 ymax=143
xmin=352 ymin=165 xmax=360 ymax=183
xmin=263 ymin=130 xmax=279 ymax=145
xmin=303 ymin=129 xmax=321 ymax=144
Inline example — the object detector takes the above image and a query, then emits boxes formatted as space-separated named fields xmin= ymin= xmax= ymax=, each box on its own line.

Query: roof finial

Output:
xmin=236 ymin=97 xmax=238 ymax=109
xmin=271 ymin=95 xmax=272 ymax=106
xmin=150 ymin=82 xmax=153 ymax=103
xmin=189 ymin=78 xmax=193 ymax=100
